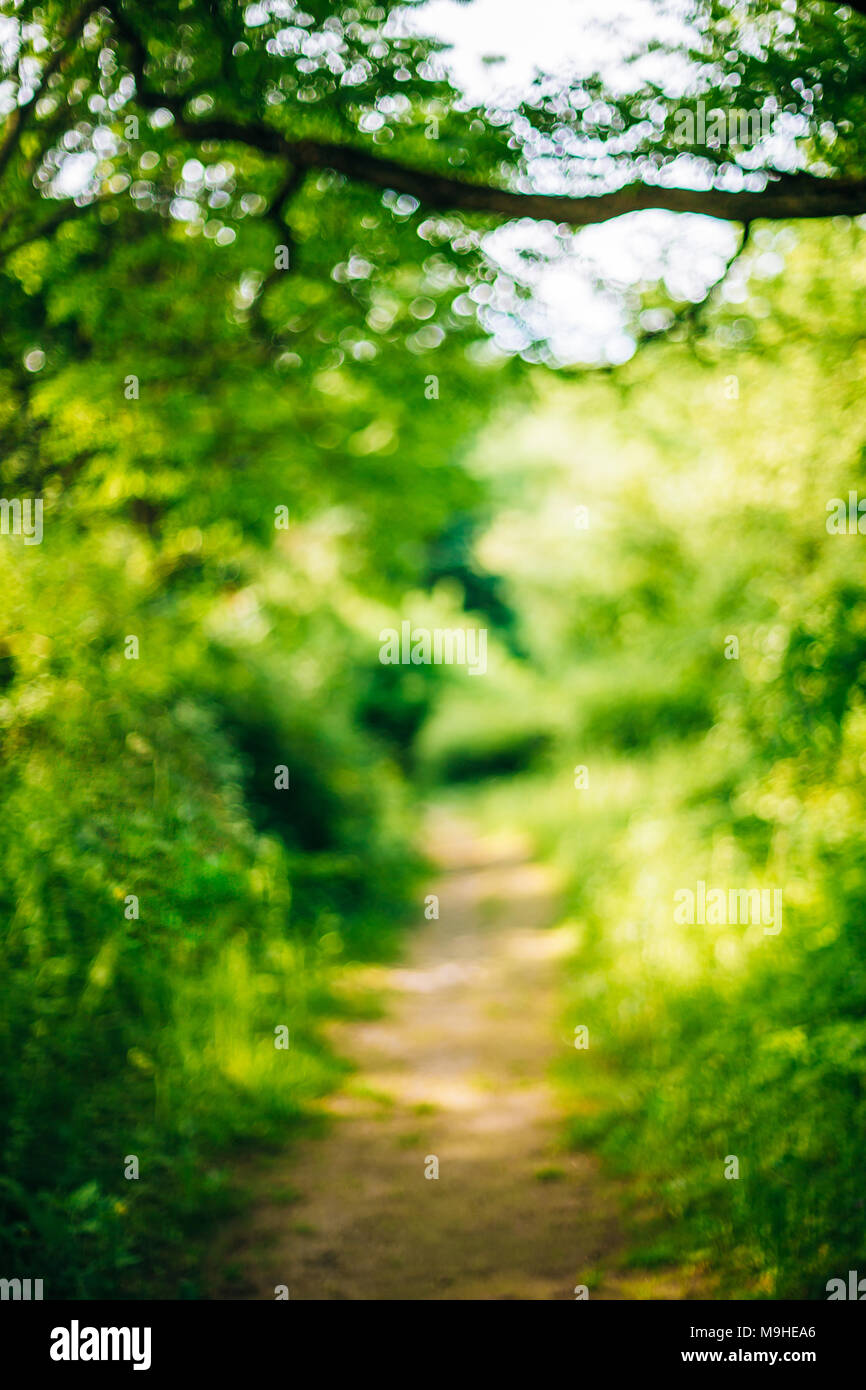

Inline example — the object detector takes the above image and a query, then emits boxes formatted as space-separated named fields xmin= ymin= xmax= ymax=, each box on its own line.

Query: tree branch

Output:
xmin=248 ymin=165 xmax=307 ymax=342
xmin=280 ymin=143 xmax=866 ymax=226
xmin=176 ymin=122 xmax=866 ymax=226
xmin=106 ymin=6 xmax=866 ymax=230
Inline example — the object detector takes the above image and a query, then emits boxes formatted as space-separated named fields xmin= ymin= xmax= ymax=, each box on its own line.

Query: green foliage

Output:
xmin=3 ymin=0 xmax=866 ymax=1304
xmin=0 ymin=0 xmax=521 ymax=1295
xmin=464 ymin=217 xmax=866 ymax=1298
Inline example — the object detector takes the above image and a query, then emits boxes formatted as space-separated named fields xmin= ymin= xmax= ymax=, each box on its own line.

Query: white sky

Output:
xmin=414 ymin=0 xmax=693 ymax=104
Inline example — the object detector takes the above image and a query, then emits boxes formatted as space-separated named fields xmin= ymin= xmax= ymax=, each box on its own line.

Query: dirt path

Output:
xmin=206 ymin=812 xmax=700 ymax=1300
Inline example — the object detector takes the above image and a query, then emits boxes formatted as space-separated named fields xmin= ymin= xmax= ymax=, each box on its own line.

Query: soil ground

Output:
xmin=206 ymin=811 xmax=709 ymax=1300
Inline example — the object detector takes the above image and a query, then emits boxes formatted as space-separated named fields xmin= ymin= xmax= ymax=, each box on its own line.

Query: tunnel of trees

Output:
xmin=1 ymin=0 xmax=866 ymax=1299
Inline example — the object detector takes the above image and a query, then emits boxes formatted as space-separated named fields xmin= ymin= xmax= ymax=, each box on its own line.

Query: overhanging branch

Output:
xmin=273 ymin=141 xmax=866 ymax=226
xmin=177 ymin=120 xmax=866 ymax=226
xmin=106 ymin=6 xmax=866 ymax=230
